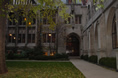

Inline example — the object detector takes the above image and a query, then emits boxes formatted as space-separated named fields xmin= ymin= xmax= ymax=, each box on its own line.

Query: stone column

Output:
xmin=25 ymin=26 xmax=28 ymax=46
xmin=115 ymin=5 xmax=118 ymax=71
xmin=97 ymin=49 xmax=106 ymax=63
xmin=97 ymin=14 xmax=106 ymax=63
xmin=116 ymin=52 xmax=118 ymax=71
xmin=88 ymin=30 xmax=91 ymax=56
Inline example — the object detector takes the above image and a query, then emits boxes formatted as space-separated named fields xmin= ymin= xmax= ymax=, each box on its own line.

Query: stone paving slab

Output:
xmin=70 ymin=59 xmax=118 ymax=78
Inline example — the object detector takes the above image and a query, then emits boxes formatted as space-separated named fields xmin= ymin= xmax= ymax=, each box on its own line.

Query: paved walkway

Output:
xmin=70 ymin=59 xmax=118 ymax=78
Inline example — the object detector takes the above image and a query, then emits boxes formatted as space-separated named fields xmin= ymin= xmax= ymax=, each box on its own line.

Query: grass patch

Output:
xmin=0 ymin=61 xmax=85 ymax=78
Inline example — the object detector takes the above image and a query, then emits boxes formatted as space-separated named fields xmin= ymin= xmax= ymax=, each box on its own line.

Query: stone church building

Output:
xmin=82 ymin=0 xmax=118 ymax=69
xmin=6 ymin=0 xmax=118 ymax=68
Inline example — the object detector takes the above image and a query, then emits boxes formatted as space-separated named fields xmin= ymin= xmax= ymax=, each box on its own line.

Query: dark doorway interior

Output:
xmin=66 ymin=34 xmax=80 ymax=56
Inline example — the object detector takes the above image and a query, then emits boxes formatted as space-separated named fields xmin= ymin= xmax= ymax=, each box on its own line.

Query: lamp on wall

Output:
xmin=28 ymin=22 xmax=31 ymax=25
xmin=48 ymin=33 xmax=52 ymax=37
xmin=9 ymin=34 xmax=12 ymax=36
xmin=13 ymin=37 xmax=16 ymax=40
xmin=24 ymin=17 xmax=26 ymax=21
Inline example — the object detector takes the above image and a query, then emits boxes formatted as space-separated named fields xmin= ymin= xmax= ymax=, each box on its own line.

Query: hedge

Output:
xmin=81 ymin=55 xmax=88 ymax=61
xmin=99 ymin=57 xmax=116 ymax=69
xmin=88 ymin=55 xmax=98 ymax=64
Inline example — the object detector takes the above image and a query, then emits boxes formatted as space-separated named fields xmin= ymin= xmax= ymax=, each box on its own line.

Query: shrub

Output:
xmin=14 ymin=51 xmax=28 ymax=59
xmin=55 ymin=53 xmax=68 ymax=59
xmin=99 ymin=57 xmax=116 ymax=69
xmin=89 ymin=55 xmax=98 ymax=63
xmin=7 ymin=52 xmax=15 ymax=59
xmin=29 ymin=53 xmax=69 ymax=60
xmin=34 ymin=55 xmax=56 ymax=60
xmin=27 ymin=46 xmax=45 ymax=59
xmin=80 ymin=55 xmax=84 ymax=59
xmin=83 ymin=55 xmax=88 ymax=61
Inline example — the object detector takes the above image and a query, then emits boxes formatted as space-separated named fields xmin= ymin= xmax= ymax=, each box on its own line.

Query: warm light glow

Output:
xmin=14 ymin=37 xmax=16 ymax=39
xmin=50 ymin=52 xmax=54 ymax=56
xmin=24 ymin=18 xmax=26 ymax=21
xmin=29 ymin=22 xmax=31 ymax=25
xmin=44 ymin=52 xmax=48 ymax=56
xmin=72 ymin=49 xmax=74 ymax=52
xmin=48 ymin=34 xmax=52 ymax=37
xmin=9 ymin=34 xmax=12 ymax=36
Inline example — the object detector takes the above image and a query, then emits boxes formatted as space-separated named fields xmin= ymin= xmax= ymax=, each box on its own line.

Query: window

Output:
xmin=43 ymin=17 xmax=48 ymax=24
xmin=18 ymin=28 xmax=26 ymax=43
xmin=82 ymin=0 xmax=87 ymax=5
xmin=48 ymin=34 xmax=51 ymax=43
xmin=28 ymin=34 xmax=31 ymax=43
xmin=8 ymin=34 xmax=16 ymax=43
xmin=43 ymin=33 xmax=56 ymax=43
xmin=66 ymin=0 xmax=82 ymax=4
xmin=13 ymin=0 xmax=36 ymax=5
xmin=52 ymin=33 xmax=56 ymax=43
xmin=28 ymin=27 xmax=35 ymax=43
xmin=27 ymin=11 xmax=36 ymax=25
xmin=67 ymin=0 xmax=72 ymax=4
xmin=8 ymin=28 xmax=15 ymax=43
xmin=18 ymin=11 xmax=27 ymax=25
xmin=112 ymin=15 xmax=118 ymax=49
xmin=75 ymin=15 xmax=81 ymax=24
xmin=43 ymin=33 xmax=46 ymax=43
xmin=43 ymin=16 xmax=56 ymax=24
xmin=8 ymin=12 xmax=16 ymax=25
xmin=32 ymin=34 xmax=35 ymax=43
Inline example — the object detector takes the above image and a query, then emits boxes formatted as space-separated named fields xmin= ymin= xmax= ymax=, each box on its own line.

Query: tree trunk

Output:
xmin=0 ymin=0 xmax=8 ymax=74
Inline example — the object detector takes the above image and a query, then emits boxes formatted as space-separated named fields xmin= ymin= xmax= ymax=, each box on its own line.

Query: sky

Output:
xmin=61 ymin=0 xmax=66 ymax=3
xmin=61 ymin=0 xmax=82 ymax=4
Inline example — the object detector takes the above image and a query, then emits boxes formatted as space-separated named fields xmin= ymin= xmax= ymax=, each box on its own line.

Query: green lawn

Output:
xmin=0 ymin=61 xmax=85 ymax=78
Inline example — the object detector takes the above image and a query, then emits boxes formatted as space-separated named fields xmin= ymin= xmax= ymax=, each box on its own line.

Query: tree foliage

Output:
xmin=0 ymin=0 xmax=70 ymax=29
xmin=93 ymin=0 xmax=105 ymax=10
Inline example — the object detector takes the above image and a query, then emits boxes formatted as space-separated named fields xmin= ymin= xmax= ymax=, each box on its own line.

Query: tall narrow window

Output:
xmin=43 ymin=17 xmax=47 ymax=24
xmin=43 ymin=33 xmax=46 ymax=43
xmin=28 ymin=27 xmax=35 ymax=43
xmin=72 ymin=0 xmax=76 ymax=4
xmin=67 ymin=0 xmax=72 ymax=4
xmin=28 ymin=34 xmax=31 ymax=43
xmin=75 ymin=15 xmax=81 ymax=24
xmin=8 ymin=34 xmax=16 ymax=43
xmin=18 ymin=28 xmax=26 ymax=43
xmin=52 ymin=33 xmax=55 ymax=43
xmin=8 ymin=28 xmax=15 ymax=43
xmin=32 ymin=34 xmax=35 ymax=43
xmin=112 ymin=15 xmax=117 ymax=49
xmin=48 ymin=33 xmax=51 ymax=43
xmin=8 ymin=12 xmax=16 ymax=25
xmin=42 ymin=33 xmax=56 ymax=43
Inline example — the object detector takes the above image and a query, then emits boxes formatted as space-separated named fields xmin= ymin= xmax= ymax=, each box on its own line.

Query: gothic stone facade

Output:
xmin=83 ymin=0 xmax=118 ymax=69
xmin=6 ymin=0 xmax=118 ymax=69
xmin=6 ymin=0 xmax=87 ymax=56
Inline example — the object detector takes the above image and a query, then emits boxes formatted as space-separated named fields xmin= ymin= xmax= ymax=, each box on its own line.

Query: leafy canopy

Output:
xmin=0 ymin=0 xmax=70 ymax=28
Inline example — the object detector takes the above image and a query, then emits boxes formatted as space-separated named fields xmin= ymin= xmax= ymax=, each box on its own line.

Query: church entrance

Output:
xmin=66 ymin=33 xmax=80 ymax=56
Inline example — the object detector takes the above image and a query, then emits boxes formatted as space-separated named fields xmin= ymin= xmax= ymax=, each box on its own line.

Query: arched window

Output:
xmin=112 ymin=15 xmax=117 ymax=49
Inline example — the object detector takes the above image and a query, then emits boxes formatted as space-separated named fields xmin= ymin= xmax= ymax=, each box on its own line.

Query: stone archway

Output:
xmin=66 ymin=33 xmax=80 ymax=56
xmin=106 ymin=7 xmax=116 ymax=56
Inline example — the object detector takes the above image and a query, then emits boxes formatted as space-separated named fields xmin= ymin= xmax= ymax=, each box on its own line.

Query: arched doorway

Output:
xmin=106 ymin=7 xmax=116 ymax=56
xmin=66 ymin=33 xmax=80 ymax=56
